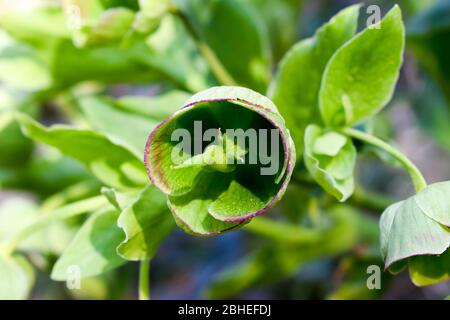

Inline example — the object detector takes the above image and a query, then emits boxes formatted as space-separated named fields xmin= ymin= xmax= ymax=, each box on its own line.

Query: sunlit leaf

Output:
xmin=270 ymin=5 xmax=360 ymax=154
xmin=51 ymin=208 xmax=126 ymax=280
xmin=117 ymin=184 xmax=175 ymax=261
xmin=0 ymin=3 xmax=70 ymax=45
xmin=116 ymin=90 xmax=190 ymax=120
xmin=50 ymin=40 xmax=159 ymax=88
xmin=319 ymin=5 xmax=405 ymax=127
xmin=0 ymin=254 xmax=34 ymax=300
xmin=79 ymin=95 xmax=159 ymax=157
xmin=0 ymin=44 xmax=51 ymax=91
xmin=17 ymin=113 xmax=147 ymax=190
xmin=380 ymin=181 xmax=450 ymax=286
xmin=0 ymin=197 xmax=75 ymax=254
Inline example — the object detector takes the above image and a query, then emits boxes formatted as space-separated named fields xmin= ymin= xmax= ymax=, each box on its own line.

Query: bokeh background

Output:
xmin=0 ymin=0 xmax=449 ymax=299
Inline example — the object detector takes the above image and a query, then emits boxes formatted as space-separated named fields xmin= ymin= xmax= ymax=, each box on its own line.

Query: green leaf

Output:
xmin=117 ymin=184 xmax=175 ymax=261
xmin=0 ymin=197 xmax=75 ymax=254
xmin=379 ymin=200 xmax=402 ymax=261
xmin=0 ymin=44 xmax=51 ymax=91
xmin=0 ymin=254 xmax=35 ymax=300
xmin=380 ymin=181 xmax=450 ymax=284
xmin=0 ymin=110 xmax=34 ymax=168
xmin=304 ymin=125 xmax=356 ymax=201
xmin=51 ymin=208 xmax=126 ymax=280
xmin=0 ymin=4 xmax=70 ymax=45
xmin=0 ymin=198 xmax=39 ymax=245
xmin=168 ymin=172 xmax=245 ymax=236
xmin=383 ymin=197 xmax=449 ymax=268
xmin=175 ymin=0 xmax=271 ymax=92
xmin=79 ymin=96 xmax=160 ymax=157
xmin=25 ymin=153 xmax=92 ymax=196
xmin=50 ymin=40 xmax=159 ymax=88
xmin=270 ymin=4 xmax=360 ymax=154
xmin=415 ymin=181 xmax=450 ymax=226
xmin=116 ymin=91 xmax=190 ymax=121
xmin=16 ymin=113 xmax=147 ymax=190
xmin=319 ymin=5 xmax=405 ymax=127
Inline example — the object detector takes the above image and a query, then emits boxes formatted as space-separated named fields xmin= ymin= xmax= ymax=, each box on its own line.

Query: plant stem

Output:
xmin=291 ymin=166 xmax=393 ymax=212
xmin=0 ymin=196 xmax=107 ymax=256
xmin=172 ymin=9 xmax=238 ymax=87
xmin=342 ymin=128 xmax=427 ymax=193
xmin=244 ymin=217 xmax=321 ymax=244
xmin=349 ymin=186 xmax=394 ymax=212
xmin=139 ymin=260 xmax=151 ymax=300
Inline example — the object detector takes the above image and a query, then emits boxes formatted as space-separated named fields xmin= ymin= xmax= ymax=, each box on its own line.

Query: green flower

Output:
xmin=380 ymin=181 xmax=450 ymax=286
xmin=144 ymin=86 xmax=296 ymax=236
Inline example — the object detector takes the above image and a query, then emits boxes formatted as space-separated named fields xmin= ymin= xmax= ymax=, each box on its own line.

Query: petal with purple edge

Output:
xmin=144 ymin=86 xmax=296 ymax=236
xmin=167 ymin=171 xmax=243 ymax=236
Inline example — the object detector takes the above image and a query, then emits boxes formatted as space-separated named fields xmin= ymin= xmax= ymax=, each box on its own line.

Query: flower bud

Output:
xmin=144 ymin=86 xmax=296 ymax=236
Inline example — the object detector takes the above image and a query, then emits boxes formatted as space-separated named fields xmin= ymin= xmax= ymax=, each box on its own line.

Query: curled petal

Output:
xmin=145 ymin=86 xmax=296 ymax=235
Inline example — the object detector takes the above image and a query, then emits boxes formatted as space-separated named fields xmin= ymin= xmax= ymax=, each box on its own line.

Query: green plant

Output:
xmin=0 ymin=0 xmax=449 ymax=300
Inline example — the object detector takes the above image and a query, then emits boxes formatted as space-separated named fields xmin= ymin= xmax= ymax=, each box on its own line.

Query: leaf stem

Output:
xmin=139 ymin=260 xmax=151 ymax=300
xmin=244 ymin=217 xmax=321 ymax=243
xmin=171 ymin=8 xmax=238 ymax=86
xmin=292 ymin=167 xmax=393 ymax=212
xmin=0 ymin=196 xmax=107 ymax=256
xmin=349 ymin=186 xmax=394 ymax=212
xmin=342 ymin=128 xmax=427 ymax=193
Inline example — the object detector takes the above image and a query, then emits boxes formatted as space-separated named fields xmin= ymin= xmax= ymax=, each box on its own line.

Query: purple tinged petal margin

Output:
xmin=144 ymin=86 xmax=297 ymax=233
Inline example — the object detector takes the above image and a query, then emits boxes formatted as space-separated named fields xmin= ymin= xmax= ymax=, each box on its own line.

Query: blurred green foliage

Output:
xmin=0 ymin=0 xmax=449 ymax=300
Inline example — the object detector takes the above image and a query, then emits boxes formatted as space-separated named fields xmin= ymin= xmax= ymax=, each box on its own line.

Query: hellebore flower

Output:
xmin=380 ymin=181 xmax=450 ymax=286
xmin=144 ymin=86 xmax=296 ymax=236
